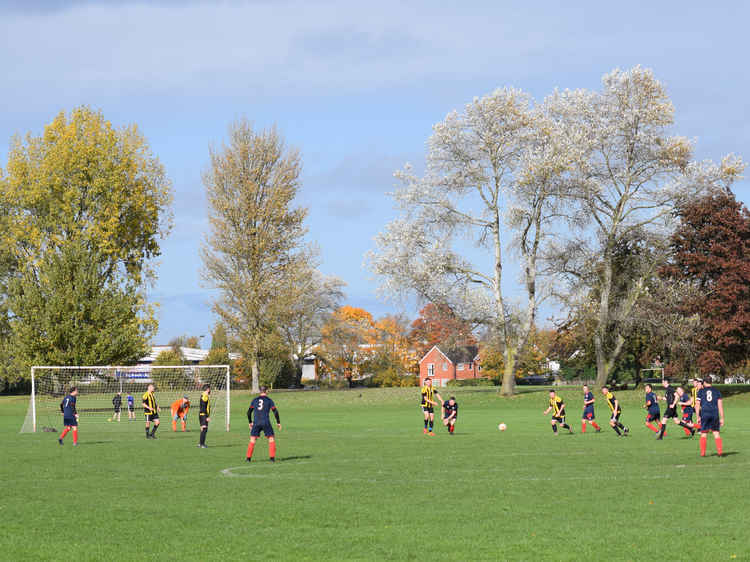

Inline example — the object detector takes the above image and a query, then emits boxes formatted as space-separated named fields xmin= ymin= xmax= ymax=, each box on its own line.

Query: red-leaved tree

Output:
xmin=664 ymin=190 xmax=750 ymax=375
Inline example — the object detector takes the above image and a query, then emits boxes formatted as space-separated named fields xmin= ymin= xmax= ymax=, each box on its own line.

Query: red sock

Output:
xmin=72 ymin=429 xmax=78 ymax=445
xmin=581 ymin=422 xmax=586 ymax=433
xmin=269 ymin=441 xmax=276 ymax=459
xmin=646 ymin=423 xmax=657 ymax=433
xmin=700 ymin=435 xmax=707 ymax=456
xmin=683 ymin=427 xmax=691 ymax=436
xmin=60 ymin=427 xmax=70 ymax=439
xmin=716 ymin=437 xmax=723 ymax=456
xmin=246 ymin=441 xmax=255 ymax=459
xmin=592 ymin=422 xmax=600 ymax=430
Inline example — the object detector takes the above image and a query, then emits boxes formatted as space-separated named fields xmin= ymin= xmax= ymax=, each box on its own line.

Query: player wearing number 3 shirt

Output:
xmin=246 ymin=386 xmax=282 ymax=463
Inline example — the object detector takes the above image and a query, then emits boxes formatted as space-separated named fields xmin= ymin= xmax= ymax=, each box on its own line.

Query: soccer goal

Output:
xmin=20 ymin=365 xmax=231 ymax=433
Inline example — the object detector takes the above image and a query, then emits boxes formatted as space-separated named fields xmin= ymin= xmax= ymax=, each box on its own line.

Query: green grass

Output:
xmin=2 ymin=387 xmax=749 ymax=561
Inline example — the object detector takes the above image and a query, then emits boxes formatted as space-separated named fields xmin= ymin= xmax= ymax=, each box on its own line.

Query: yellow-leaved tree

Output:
xmin=0 ymin=106 xmax=172 ymax=379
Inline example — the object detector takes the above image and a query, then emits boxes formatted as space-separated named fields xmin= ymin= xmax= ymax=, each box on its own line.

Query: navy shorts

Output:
xmin=63 ymin=417 xmax=77 ymax=427
xmin=646 ymin=411 xmax=660 ymax=423
xmin=700 ymin=414 xmax=721 ymax=432
xmin=583 ymin=408 xmax=595 ymax=420
xmin=251 ymin=422 xmax=274 ymax=437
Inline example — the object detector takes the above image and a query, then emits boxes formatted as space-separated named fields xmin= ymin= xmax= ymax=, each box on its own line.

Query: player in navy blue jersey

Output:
xmin=580 ymin=385 xmax=601 ymax=433
xmin=441 ymin=396 xmax=458 ymax=434
xmin=246 ymin=386 xmax=281 ymax=462
xmin=126 ymin=393 xmax=135 ymax=420
xmin=696 ymin=379 xmax=725 ymax=457
xmin=657 ymin=379 xmax=678 ymax=440
xmin=58 ymin=387 xmax=79 ymax=446
xmin=643 ymin=384 xmax=661 ymax=434
xmin=675 ymin=386 xmax=696 ymax=437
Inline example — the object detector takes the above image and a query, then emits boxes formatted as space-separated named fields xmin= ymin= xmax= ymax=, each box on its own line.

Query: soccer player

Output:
xmin=420 ymin=378 xmax=443 ymax=436
xmin=142 ymin=384 xmax=160 ymax=439
xmin=675 ymin=386 xmax=696 ymax=437
xmin=246 ymin=386 xmax=282 ymax=463
xmin=112 ymin=392 xmax=122 ymax=422
xmin=688 ymin=378 xmax=703 ymax=431
xmin=643 ymin=383 xmax=661 ymax=434
xmin=656 ymin=379 xmax=678 ymax=440
xmin=58 ymin=387 xmax=79 ymax=446
xmin=543 ymin=390 xmax=573 ymax=435
xmin=696 ymin=378 xmax=725 ymax=457
xmin=170 ymin=395 xmax=191 ymax=432
xmin=127 ymin=393 xmax=135 ymax=420
xmin=441 ymin=396 xmax=458 ymax=434
xmin=601 ymin=386 xmax=629 ymax=436
xmin=198 ymin=385 xmax=211 ymax=448
xmin=581 ymin=384 xmax=601 ymax=433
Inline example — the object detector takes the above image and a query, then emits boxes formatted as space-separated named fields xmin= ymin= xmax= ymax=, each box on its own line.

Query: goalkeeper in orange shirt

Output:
xmin=170 ymin=396 xmax=191 ymax=432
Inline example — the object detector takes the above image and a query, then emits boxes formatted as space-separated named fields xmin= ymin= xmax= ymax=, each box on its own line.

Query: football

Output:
xmin=498 ymin=423 xmax=507 ymax=431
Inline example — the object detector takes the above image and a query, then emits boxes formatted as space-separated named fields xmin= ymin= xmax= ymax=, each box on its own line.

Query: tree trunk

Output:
xmin=250 ymin=336 xmax=260 ymax=392
xmin=500 ymin=348 xmax=516 ymax=396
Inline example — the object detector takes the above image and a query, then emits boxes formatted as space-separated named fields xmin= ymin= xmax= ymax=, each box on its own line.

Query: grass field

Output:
xmin=2 ymin=386 xmax=749 ymax=561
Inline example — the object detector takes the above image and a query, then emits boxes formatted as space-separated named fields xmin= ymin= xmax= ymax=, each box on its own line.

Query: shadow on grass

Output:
xmin=719 ymin=451 xmax=739 ymax=457
xmin=277 ymin=455 xmax=312 ymax=462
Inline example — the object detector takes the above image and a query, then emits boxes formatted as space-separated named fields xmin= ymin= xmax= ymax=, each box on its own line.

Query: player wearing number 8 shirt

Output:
xmin=696 ymin=379 xmax=725 ymax=457
xmin=246 ymin=386 xmax=282 ymax=463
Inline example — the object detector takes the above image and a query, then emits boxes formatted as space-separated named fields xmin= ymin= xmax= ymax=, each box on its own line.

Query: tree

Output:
xmin=369 ymin=88 xmax=570 ymax=395
xmin=320 ymin=306 xmax=376 ymax=383
xmin=0 ymin=106 xmax=171 ymax=376
xmin=201 ymin=120 xmax=310 ymax=392
xmin=151 ymin=348 xmax=188 ymax=391
xmin=664 ymin=190 xmax=750 ymax=375
xmin=277 ymin=269 xmax=345 ymax=383
xmin=546 ymin=66 xmax=743 ymax=386
xmin=409 ymin=303 xmax=476 ymax=358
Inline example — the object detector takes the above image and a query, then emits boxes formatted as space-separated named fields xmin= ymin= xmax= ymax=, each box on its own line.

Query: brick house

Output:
xmin=419 ymin=345 xmax=481 ymax=386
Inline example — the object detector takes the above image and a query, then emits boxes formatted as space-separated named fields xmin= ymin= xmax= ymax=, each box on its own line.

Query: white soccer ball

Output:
xmin=498 ymin=423 xmax=507 ymax=431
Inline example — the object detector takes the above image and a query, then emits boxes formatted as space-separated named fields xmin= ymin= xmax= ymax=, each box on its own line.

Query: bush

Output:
xmin=446 ymin=378 xmax=495 ymax=387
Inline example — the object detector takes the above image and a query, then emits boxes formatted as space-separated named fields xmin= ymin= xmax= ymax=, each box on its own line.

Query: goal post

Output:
xmin=21 ymin=365 xmax=231 ymax=433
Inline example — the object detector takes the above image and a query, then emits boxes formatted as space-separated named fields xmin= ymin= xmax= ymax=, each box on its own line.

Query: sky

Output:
xmin=1 ymin=1 xmax=748 ymax=345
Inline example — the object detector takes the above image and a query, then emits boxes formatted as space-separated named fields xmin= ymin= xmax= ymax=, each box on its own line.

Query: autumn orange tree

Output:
xmin=320 ymin=306 xmax=377 ymax=382
xmin=410 ymin=303 xmax=476 ymax=358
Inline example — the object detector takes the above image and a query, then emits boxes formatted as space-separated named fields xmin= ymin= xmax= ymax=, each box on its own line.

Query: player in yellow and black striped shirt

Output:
xmin=198 ymin=384 xmax=211 ymax=449
xmin=420 ymin=378 xmax=443 ymax=436
xmin=142 ymin=384 xmax=161 ymax=439
xmin=543 ymin=390 xmax=574 ymax=434
xmin=601 ymin=386 xmax=629 ymax=437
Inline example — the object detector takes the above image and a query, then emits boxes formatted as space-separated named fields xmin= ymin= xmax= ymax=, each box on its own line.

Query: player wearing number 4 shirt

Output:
xmin=246 ymin=386 xmax=281 ymax=463
xmin=696 ymin=379 xmax=725 ymax=457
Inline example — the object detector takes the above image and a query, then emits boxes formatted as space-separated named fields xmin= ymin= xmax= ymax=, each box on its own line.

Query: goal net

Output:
xmin=21 ymin=365 xmax=230 ymax=433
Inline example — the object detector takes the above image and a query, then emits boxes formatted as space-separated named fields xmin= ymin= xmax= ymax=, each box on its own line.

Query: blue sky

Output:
xmin=2 ymin=1 xmax=748 ymax=344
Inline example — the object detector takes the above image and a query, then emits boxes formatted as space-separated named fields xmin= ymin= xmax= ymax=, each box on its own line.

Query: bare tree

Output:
xmin=202 ymin=120 xmax=310 ymax=392
xmin=277 ymin=268 xmax=346 ymax=380
xmin=369 ymin=89 xmax=571 ymax=395
xmin=546 ymin=66 xmax=743 ymax=386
